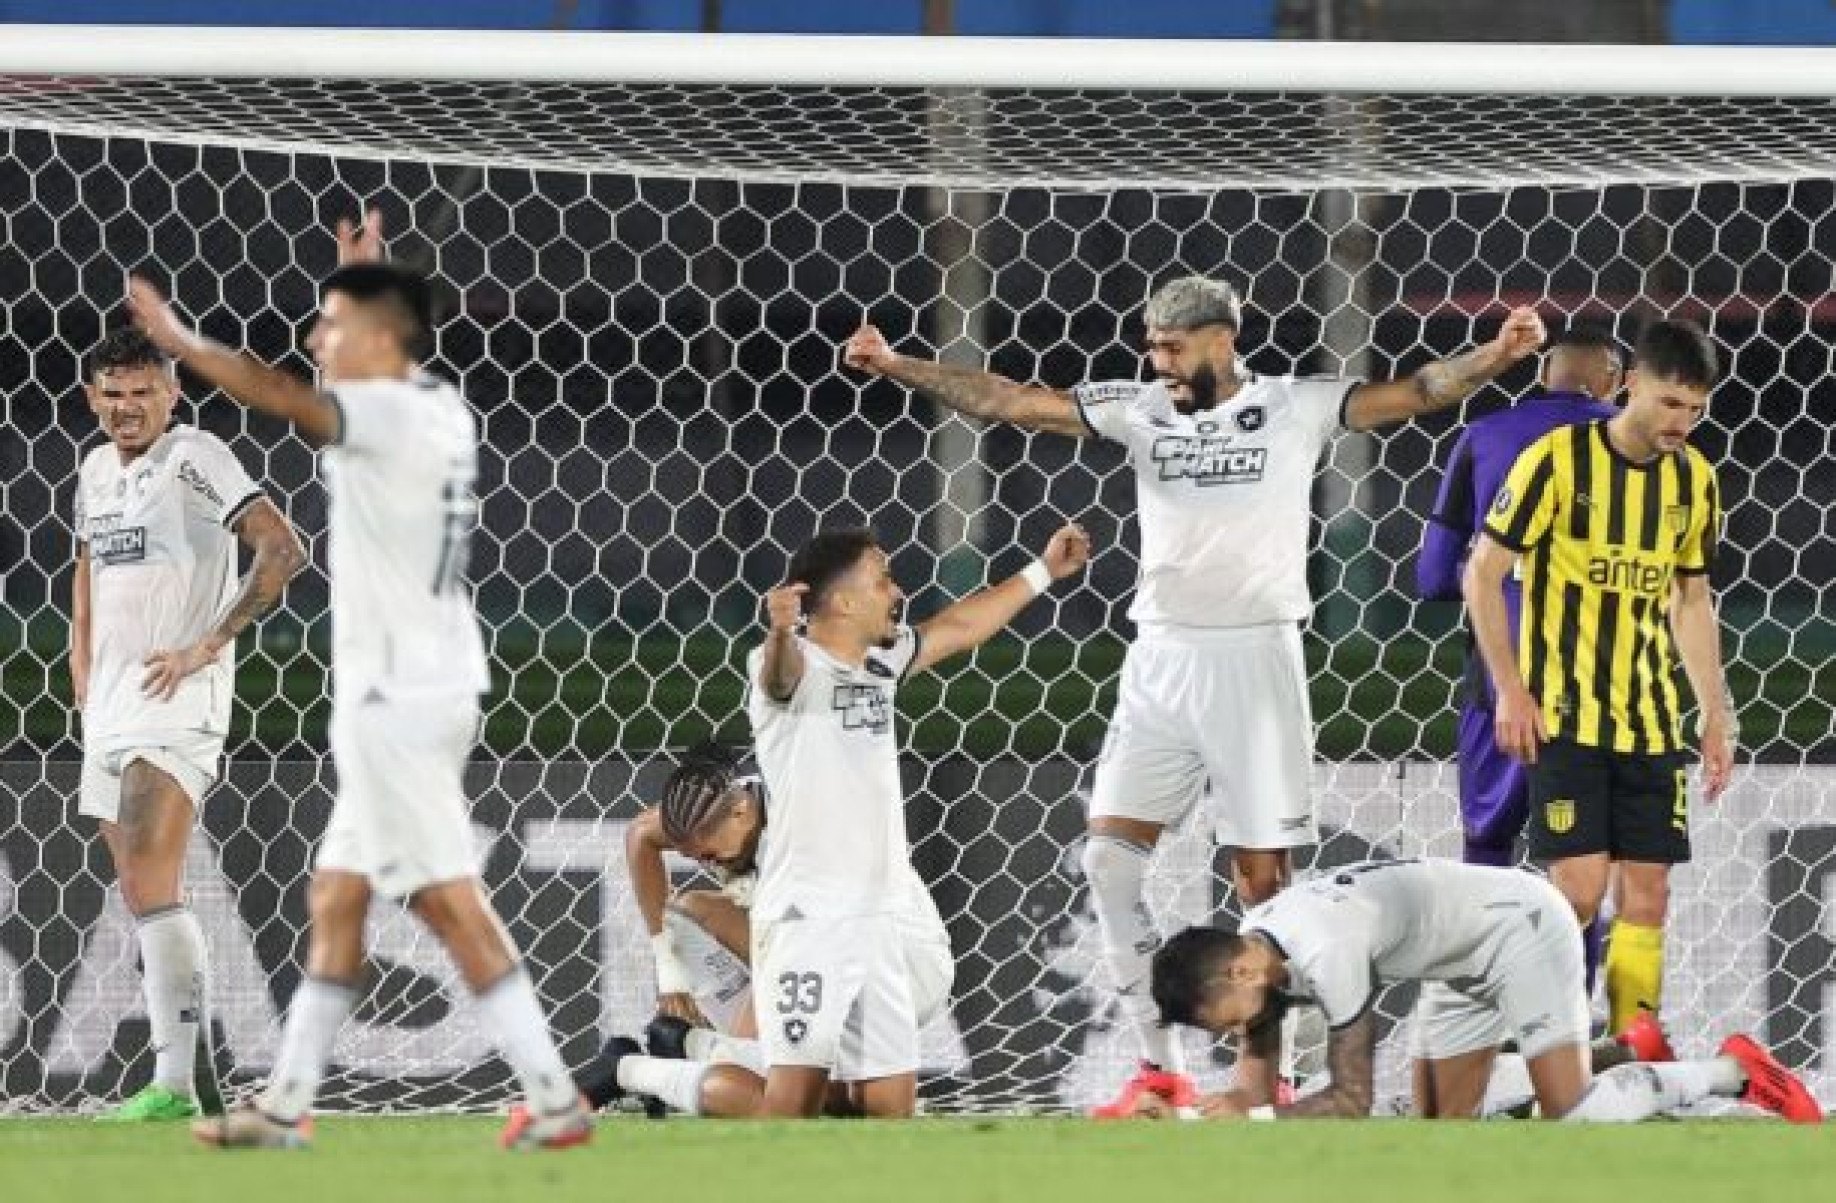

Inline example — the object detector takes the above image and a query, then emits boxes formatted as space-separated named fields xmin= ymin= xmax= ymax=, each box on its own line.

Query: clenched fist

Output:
xmin=842 ymin=324 xmax=898 ymax=377
xmin=763 ymin=582 xmax=809 ymax=633
xmin=1040 ymin=522 xmax=1094 ymax=581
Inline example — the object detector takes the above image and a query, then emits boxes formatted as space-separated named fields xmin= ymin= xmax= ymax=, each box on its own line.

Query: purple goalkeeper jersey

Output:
xmin=1417 ymin=391 xmax=1621 ymax=611
xmin=1418 ymin=391 xmax=1619 ymax=859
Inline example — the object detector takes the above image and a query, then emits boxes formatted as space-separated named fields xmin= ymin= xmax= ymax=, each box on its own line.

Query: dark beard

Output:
xmin=1169 ymin=362 xmax=1221 ymax=413
xmin=1242 ymin=988 xmax=1293 ymax=1040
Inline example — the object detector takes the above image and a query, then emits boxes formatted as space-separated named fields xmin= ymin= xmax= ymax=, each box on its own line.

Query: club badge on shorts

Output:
xmin=784 ymin=1017 xmax=809 ymax=1046
xmin=1545 ymin=799 xmax=1576 ymax=834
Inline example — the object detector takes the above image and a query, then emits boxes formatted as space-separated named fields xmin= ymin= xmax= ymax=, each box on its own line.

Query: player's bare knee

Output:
xmin=1549 ymin=859 xmax=1609 ymax=924
xmin=1615 ymin=866 xmax=1670 ymax=926
xmin=1231 ymin=850 xmax=1289 ymax=907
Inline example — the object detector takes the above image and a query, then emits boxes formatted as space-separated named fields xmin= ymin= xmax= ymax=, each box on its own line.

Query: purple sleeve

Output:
xmin=1415 ymin=432 xmax=1477 ymax=600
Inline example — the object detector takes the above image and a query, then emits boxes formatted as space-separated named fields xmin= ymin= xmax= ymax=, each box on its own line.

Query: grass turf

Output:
xmin=1 ymin=1115 xmax=1831 ymax=1203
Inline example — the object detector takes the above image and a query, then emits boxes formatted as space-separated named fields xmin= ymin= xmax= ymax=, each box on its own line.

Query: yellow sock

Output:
xmin=1605 ymin=919 xmax=1665 ymax=1035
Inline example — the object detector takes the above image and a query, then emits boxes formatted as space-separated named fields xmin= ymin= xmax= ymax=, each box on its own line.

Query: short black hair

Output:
xmin=1633 ymin=319 xmax=1718 ymax=389
xmin=322 ymin=262 xmax=434 ymax=361
xmin=1151 ymin=925 xmax=1244 ymax=1028
xmin=784 ymin=527 xmax=881 ymax=617
xmin=1549 ymin=323 xmax=1621 ymax=361
xmin=86 ymin=327 xmax=170 ymax=381
xmin=658 ymin=741 xmax=748 ymax=846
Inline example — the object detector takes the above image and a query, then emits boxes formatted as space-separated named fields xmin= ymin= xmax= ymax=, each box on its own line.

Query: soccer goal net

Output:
xmin=1 ymin=29 xmax=1832 ymax=1114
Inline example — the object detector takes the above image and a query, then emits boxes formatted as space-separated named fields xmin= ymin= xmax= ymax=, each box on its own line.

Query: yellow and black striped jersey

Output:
xmin=1483 ymin=420 xmax=1720 ymax=754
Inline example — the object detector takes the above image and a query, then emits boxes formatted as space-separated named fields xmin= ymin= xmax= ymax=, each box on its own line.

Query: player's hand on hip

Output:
xmin=1493 ymin=683 xmax=1546 ymax=764
xmin=335 ymin=208 xmax=386 ymax=265
xmin=1492 ymin=307 xmax=1547 ymax=363
xmin=656 ymin=991 xmax=710 ymax=1028
xmin=763 ymin=582 xmax=809 ymax=633
xmin=141 ymin=643 xmax=214 ymax=702
xmin=124 ymin=278 xmax=199 ymax=358
xmin=1041 ymin=522 xmax=1093 ymax=580
xmin=1699 ymin=711 xmax=1737 ymax=802
xmin=842 ymin=324 xmax=897 ymax=377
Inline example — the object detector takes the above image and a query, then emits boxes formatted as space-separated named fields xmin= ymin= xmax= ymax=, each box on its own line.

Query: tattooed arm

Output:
xmin=1342 ymin=307 xmax=1546 ymax=431
xmin=1273 ymin=1010 xmax=1377 ymax=1118
xmin=141 ymin=499 xmax=306 ymax=701
xmin=843 ymin=324 xmax=1089 ymax=437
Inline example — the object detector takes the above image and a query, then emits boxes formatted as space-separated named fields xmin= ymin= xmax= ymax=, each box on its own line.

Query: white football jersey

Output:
xmin=1071 ymin=375 xmax=1354 ymax=628
xmin=74 ymin=426 xmax=261 ymax=748
xmin=322 ymin=374 xmax=490 ymax=699
xmin=746 ymin=626 xmax=921 ymax=922
xmin=1240 ymin=859 xmax=1566 ymax=1029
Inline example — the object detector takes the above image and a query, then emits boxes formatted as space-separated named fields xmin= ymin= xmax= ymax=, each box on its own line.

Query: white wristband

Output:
xmin=1020 ymin=559 xmax=1054 ymax=597
xmin=1247 ymin=1104 xmax=1277 ymax=1121
xmin=651 ymin=930 xmax=694 ymax=997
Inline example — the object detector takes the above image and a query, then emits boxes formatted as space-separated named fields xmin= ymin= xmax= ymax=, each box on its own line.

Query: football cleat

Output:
xmin=500 ymin=1097 xmax=594 ymax=1151
xmin=1091 ymin=1061 xmax=1199 ymax=1120
xmin=1616 ymin=1009 xmax=1677 ymax=1063
xmin=645 ymin=1014 xmax=693 ymax=1061
xmin=1718 ymin=1034 xmax=1823 ymax=1124
xmin=100 ymin=1085 xmax=198 ymax=1123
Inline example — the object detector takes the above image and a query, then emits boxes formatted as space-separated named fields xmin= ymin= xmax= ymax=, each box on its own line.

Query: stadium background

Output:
xmin=0 ymin=0 xmax=1833 ymax=1114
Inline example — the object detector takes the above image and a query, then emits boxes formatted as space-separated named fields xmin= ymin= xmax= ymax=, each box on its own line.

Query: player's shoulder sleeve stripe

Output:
xmin=1069 ymin=382 xmax=1138 ymax=441
xmin=898 ymin=625 xmax=924 ymax=683
xmin=220 ymin=489 xmax=265 ymax=530
xmin=324 ymin=388 xmax=348 ymax=447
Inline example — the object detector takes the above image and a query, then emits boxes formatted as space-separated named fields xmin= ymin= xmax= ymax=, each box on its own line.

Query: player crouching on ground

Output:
xmin=1139 ymin=858 xmax=1819 ymax=1123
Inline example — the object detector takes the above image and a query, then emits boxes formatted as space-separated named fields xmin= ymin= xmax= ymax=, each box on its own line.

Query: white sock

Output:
xmin=137 ymin=906 xmax=207 ymax=1096
xmin=1563 ymin=1061 xmax=1723 ymax=1123
xmin=618 ymin=1053 xmax=712 ymax=1115
xmin=261 ymin=977 xmax=356 ymax=1122
xmin=685 ymin=1029 xmax=766 ymax=1075
xmin=1083 ymin=835 xmax=1183 ymax=1072
xmin=476 ymin=969 xmax=577 ymax=1115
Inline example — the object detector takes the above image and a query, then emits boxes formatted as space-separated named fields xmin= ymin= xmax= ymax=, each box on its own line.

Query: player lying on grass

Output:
xmin=581 ymin=522 xmax=1091 ymax=1118
xmin=1143 ymin=858 xmax=1819 ymax=1123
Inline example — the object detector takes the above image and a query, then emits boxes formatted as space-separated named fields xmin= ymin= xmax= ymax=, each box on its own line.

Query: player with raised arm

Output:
xmin=736 ymin=522 xmax=1090 ymax=1118
xmin=1464 ymin=321 xmax=1734 ymax=1047
xmin=845 ymin=277 xmax=1545 ymax=1114
xmin=1146 ymin=859 xmax=1819 ymax=1123
xmin=126 ymin=211 xmax=591 ymax=1151
xmin=72 ymin=327 xmax=306 ymax=1121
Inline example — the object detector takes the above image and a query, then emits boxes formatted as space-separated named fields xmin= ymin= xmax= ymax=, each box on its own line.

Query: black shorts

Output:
xmin=1526 ymin=737 xmax=1691 ymax=864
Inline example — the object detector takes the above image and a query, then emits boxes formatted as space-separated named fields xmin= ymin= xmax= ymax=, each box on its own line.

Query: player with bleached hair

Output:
xmin=847 ymin=277 xmax=1546 ymax=1115
xmin=127 ymin=212 xmax=590 ymax=1151
xmin=1144 ymin=858 xmax=1818 ymax=1123
xmin=72 ymin=326 xmax=306 ymax=1122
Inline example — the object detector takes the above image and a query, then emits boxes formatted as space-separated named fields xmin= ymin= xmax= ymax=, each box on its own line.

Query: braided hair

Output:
xmin=658 ymin=741 xmax=749 ymax=846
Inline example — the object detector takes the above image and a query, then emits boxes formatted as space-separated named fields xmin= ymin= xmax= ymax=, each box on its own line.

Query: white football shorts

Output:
xmin=317 ymin=687 xmax=481 ymax=899
xmin=1089 ymin=621 xmax=1316 ymax=848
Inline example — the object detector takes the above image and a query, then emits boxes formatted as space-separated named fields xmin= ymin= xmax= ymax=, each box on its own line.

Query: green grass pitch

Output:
xmin=3 ymin=1116 xmax=1831 ymax=1203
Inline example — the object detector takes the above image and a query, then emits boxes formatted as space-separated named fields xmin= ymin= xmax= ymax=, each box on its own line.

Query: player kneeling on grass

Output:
xmin=583 ymin=523 xmax=1091 ymax=1118
xmin=1142 ymin=858 xmax=1819 ymax=1123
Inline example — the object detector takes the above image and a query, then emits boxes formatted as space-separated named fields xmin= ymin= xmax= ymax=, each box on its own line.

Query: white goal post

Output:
xmin=0 ymin=28 xmax=1832 ymax=1114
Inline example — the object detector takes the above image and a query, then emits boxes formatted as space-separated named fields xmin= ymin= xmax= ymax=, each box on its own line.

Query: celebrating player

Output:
xmin=126 ymin=212 xmax=591 ymax=1151
xmin=845 ymin=277 xmax=1545 ymax=1113
xmin=1464 ymin=320 xmax=1733 ymax=1040
xmin=738 ymin=522 xmax=1090 ymax=1118
xmin=1147 ymin=859 xmax=1818 ymax=1123
xmin=72 ymin=327 xmax=306 ymax=1121
xmin=577 ymin=747 xmax=950 ymax=1119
